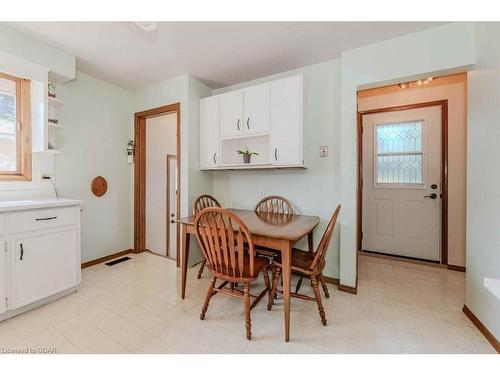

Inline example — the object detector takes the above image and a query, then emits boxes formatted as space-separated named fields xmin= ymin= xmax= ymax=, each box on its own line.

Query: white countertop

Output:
xmin=0 ymin=198 xmax=82 ymax=213
xmin=484 ymin=277 xmax=500 ymax=300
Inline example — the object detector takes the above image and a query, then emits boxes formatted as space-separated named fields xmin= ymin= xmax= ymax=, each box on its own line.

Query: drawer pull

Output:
xmin=36 ymin=216 xmax=58 ymax=221
xmin=20 ymin=243 xmax=24 ymax=261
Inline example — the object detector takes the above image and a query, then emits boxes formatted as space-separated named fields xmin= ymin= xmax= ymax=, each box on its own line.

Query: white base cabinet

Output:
xmin=0 ymin=200 xmax=81 ymax=321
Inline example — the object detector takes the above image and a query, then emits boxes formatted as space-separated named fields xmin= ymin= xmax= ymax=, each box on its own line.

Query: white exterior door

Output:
xmin=200 ymin=96 xmax=220 ymax=168
xmin=0 ymin=238 xmax=6 ymax=315
xmin=167 ymin=157 xmax=177 ymax=259
xmin=243 ymin=83 xmax=270 ymax=135
xmin=362 ymin=106 xmax=442 ymax=261
xmin=219 ymin=89 xmax=243 ymax=138
xmin=11 ymin=228 xmax=78 ymax=309
xmin=270 ymin=75 xmax=303 ymax=166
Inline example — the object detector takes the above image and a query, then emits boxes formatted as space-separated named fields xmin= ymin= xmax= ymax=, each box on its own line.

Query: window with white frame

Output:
xmin=375 ymin=120 xmax=424 ymax=185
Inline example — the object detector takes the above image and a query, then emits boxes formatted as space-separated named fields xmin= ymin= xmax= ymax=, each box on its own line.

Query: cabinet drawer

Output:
xmin=8 ymin=206 xmax=78 ymax=234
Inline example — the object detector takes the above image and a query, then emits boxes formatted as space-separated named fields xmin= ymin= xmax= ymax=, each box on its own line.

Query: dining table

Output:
xmin=177 ymin=208 xmax=320 ymax=342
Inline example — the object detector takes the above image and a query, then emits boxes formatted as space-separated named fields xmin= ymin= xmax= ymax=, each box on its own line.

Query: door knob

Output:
xmin=424 ymin=193 xmax=438 ymax=199
xmin=170 ymin=213 xmax=175 ymax=217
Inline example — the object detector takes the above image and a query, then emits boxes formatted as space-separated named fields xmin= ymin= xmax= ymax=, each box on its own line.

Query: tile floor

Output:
xmin=0 ymin=252 xmax=496 ymax=354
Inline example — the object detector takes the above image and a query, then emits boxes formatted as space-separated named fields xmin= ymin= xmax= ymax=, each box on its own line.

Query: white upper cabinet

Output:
xmin=270 ymin=75 xmax=303 ymax=166
xmin=199 ymin=74 xmax=303 ymax=170
xmin=243 ymin=83 xmax=270 ymax=135
xmin=220 ymin=89 xmax=243 ymax=139
xmin=200 ymin=95 xmax=220 ymax=169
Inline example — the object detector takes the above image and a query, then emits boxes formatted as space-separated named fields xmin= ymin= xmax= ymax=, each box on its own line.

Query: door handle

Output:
xmin=246 ymin=118 xmax=250 ymax=130
xmin=274 ymin=148 xmax=278 ymax=161
xmin=20 ymin=243 xmax=24 ymax=261
xmin=424 ymin=193 xmax=438 ymax=199
xmin=236 ymin=119 xmax=240 ymax=131
xmin=213 ymin=152 xmax=217 ymax=164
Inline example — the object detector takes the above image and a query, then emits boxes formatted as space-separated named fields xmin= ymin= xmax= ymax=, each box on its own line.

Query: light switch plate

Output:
xmin=320 ymin=145 xmax=328 ymax=157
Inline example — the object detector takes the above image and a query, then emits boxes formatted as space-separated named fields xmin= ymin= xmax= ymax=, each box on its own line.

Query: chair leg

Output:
xmin=311 ymin=276 xmax=327 ymax=326
xmin=295 ymin=275 xmax=304 ymax=294
xmin=263 ymin=268 xmax=271 ymax=291
xmin=197 ymin=259 xmax=206 ymax=279
xmin=244 ymin=283 xmax=251 ymax=340
xmin=268 ymin=267 xmax=281 ymax=310
xmin=200 ymin=276 xmax=216 ymax=320
xmin=319 ymin=273 xmax=330 ymax=298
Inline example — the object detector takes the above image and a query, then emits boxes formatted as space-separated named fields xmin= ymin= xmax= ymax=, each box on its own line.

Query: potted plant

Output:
xmin=237 ymin=149 xmax=259 ymax=164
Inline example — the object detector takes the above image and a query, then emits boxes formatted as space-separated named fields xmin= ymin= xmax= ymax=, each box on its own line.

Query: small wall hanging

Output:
xmin=91 ymin=176 xmax=108 ymax=197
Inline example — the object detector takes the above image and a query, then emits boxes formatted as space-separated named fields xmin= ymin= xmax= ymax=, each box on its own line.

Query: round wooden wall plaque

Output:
xmin=91 ymin=176 xmax=108 ymax=197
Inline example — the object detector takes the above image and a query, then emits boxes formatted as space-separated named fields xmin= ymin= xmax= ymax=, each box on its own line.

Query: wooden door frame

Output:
xmin=134 ymin=103 xmax=181 ymax=264
xmin=357 ymin=100 xmax=449 ymax=268
xmin=166 ymin=154 xmax=177 ymax=259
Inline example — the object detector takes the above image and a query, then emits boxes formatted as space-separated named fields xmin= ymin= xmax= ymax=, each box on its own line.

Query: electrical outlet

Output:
xmin=320 ymin=145 xmax=328 ymax=157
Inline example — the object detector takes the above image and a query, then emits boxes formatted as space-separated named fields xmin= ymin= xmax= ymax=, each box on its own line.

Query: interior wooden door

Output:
xmin=362 ymin=106 xmax=442 ymax=261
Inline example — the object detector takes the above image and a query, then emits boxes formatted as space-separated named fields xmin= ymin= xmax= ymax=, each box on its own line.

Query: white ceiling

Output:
xmin=9 ymin=22 xmax=445 ymax=90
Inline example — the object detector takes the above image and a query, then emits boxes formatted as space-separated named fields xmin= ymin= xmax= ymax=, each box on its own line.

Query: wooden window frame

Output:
xmin=0 ymin=71 xmax=32 ymax=181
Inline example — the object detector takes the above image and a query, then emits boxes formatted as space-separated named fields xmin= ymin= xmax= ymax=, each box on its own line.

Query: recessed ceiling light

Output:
xmin=134 ymin=22 xmax=157 ymax=32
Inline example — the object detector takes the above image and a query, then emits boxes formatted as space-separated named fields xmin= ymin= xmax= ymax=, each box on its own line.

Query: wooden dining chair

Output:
xmin=267 ymin=205 xmax=341 ymax=326
xmin=193 ymin=194 xmax=221 ymax=279
xmin=254 ymin=195 xmax=295 ymax=258
xmin=194 ymin=207 xmax=271 ymax=340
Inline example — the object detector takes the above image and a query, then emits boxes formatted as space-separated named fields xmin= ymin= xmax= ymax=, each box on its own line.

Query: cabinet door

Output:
xmin=0 ymin=238 xmax=6 ymax=315
xmin=11 ymin=228 xmax=78 ymax=309
xmin=243 ymin=83 xmax=270 ymax=135
xmin=270 ymin=75 xmax=303 ymax=166
xmin=200 ymin=96 xmax=220 ymax=168
xmin=219 ymin=90 xmax=243 ymax=139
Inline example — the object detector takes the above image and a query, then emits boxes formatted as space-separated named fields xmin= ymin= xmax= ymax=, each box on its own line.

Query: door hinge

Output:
xmin=361 ymin=231 xmax=364 ymax=239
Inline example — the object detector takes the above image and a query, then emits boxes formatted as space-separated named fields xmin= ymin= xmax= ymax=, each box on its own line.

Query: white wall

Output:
xmin=145 ymin=113 xmax=177 ymax=255
xmin=0 ymin=24 xmax=75 ymax=82
xmin=358 ymin=75 xmax=468 ymax=267
xmin=56 ymin=72 xmax=133 ymax=262
xmin=340 ymin=22 xmax=476 ymax=288
xmin=466 ymin=22 xmax=500 ymax=340
xmin=212 ymin=60 xmax=342 ymax=279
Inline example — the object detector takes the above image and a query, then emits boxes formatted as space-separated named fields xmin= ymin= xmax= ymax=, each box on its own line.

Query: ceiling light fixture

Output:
xmin=134 ymin=22 xmax=157 ymax=32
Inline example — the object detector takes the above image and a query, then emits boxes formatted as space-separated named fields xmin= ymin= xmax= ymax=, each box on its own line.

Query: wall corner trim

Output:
xmin=463 ymin=305 xmax=500 ymax=353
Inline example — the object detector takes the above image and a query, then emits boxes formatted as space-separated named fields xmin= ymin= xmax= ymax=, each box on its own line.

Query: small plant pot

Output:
xmin=243 ymin=154 xmax=251 ymax=164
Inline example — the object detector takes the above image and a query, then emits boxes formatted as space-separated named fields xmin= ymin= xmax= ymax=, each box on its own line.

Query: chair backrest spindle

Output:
xmin=310 ymin=205 xmax=341 ymax=271
xmin=254 ymin=195 xmax=294 ymax=215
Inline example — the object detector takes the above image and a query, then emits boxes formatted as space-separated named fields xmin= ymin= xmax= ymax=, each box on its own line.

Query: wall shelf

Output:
xmin=200 ymin=164 xmax=305 ymax=171
xmin=220 ymin=132 xmax=270 ymax=141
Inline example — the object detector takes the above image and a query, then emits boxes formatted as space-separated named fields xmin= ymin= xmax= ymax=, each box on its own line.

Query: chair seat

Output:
xmin=207 ymin=255 xmax=270 ymax=282
xmin=272 ymin=248 xmax=324 ymax=274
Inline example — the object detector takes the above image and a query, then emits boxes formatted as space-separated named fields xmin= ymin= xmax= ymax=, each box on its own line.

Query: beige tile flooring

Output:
xmin=0 ymin=252 xmax=496 ymax=354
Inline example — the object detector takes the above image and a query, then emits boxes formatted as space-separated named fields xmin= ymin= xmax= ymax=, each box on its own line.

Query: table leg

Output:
xmin=181 ymin=225 xmax=190 ymax=299
xmin=308 ymin=231 xmax=314 ymax=252
xmin=282 ymin=239 xmax=292 ymax=342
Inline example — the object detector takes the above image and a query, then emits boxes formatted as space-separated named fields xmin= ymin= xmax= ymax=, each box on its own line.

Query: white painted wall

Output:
xmin=212 ymin=60 xmax=342 ymax=279
xmin=145 ymin=113 xmax=177 ymax=256
xmin=0 ymin=24 xmax=75 ymax=82
xmin=340 ymin=22 xmax=476 ymax=287
xmin=358 ymin=76 xmax=468 ymax=267
xmin=56 ymin=72 xmax=133 ymax=263
xmin=466 ymin=22 xmax=500 ymax=340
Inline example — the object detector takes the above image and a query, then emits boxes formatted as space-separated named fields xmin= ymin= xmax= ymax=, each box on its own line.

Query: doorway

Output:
xmin=134 ymin=103 xmax=181 ymax=262
xmin=359 ymin=103 xmax=446 ymax=262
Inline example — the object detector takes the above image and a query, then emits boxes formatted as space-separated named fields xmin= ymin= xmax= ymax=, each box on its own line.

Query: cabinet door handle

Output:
xmin=213 ymin=152 xmax=217 ymax=164
xmin=36 ymin=216 xmax=57 ymax=221
xmin=20 ymin=243 xmax=24 ymax=261
xmin=274 ymin=148 xmax=278 ymax=161
xmin=236 ymin=119 xmax=240 ymax=131
xmin=246 ymin=118 xmax=250 ymax=130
